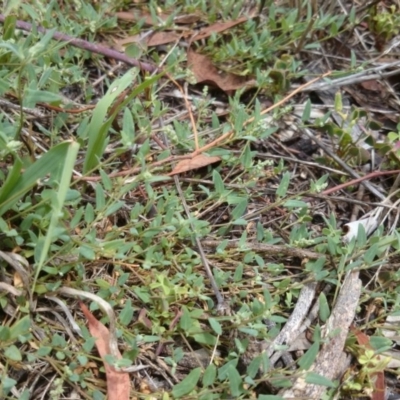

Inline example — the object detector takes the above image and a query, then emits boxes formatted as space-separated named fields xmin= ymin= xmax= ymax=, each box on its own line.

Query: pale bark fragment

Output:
xmin=281 ymin=271 xmax=361 ymax=399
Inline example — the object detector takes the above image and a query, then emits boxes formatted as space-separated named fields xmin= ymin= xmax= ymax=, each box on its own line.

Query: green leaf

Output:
xmin=28 ymin=28 xmax=57 ymax=58
xmin=79 ymin=245 xmax=96 ymax=260
xmin=1 ymin=375 xmax=17 ymax=396
xmin=24 ymin=89 xmax=63 ymax=107
xmin=100 ymin=169 xmax=113 ymax=191
xmin=0 ymin=326 xmax=11 ymax=341
xmin=5 ymin=345 xmax=22 ymax=361
xmin=226 ymin=365 xmax=242 ymax=397
xmin=369 ymin=336 xmax=393 ymax=353
xmin=305 ymin=372 xmax=336 ymax=388
xmin=356 ymin=223 xmax=367 ymax=247
xmin=334 ymin=91 xmax=343 ymax=113
xmin=122 ymin=108 xmax=135 ymax=144
xmin=208 ymin=318 xmax=222 ymax=335
xmin=276 ymin=171 xmax=290 ymax=198
xmin=37 ymin=346 xmax=52 ymax=356
xmin=95 ymin=183 xmax=106 ymax=211
xmin=85 ymin=203 xmax=95 ymax=223
xmin=284 ymin=200 xmax=308 ymax=209
xmin=0 ymin=41 xmax=23 ymax=59
xmin=363 ymin=243 xmax=379 ymax=264
xmin=9 ymin=316 xmax=31 ymax=340
xmin=83 ymin=70 xmax=163 ymax=173
xmin=203 ymin=364 xmax=217 ymax=387
xmin=0 ymin=142 xmax=77 ymax=216
xmin=234 ymin=263 xmax=243 ymax=282
xmin=298 ymin=341 xmax=319 ymax=370
xmin=2 ymin=15 xmax=17 ymax=40
xmin=172 ymin=367 xmax=201 ymax=398
xmin=83 ymin=68 xmax=139 ymax=173
xmin=32 ymin=141 xmax=79 ymax=292
xmin=258 ymin=396 xmax=284 ymax=400
xmin=213 ymin=170 xmax=225 ymax=195
xmin=105 ymin=201 xmax=125 ymax=217
xmin=318 ymin=292 xmax=330 ymax=322
xmin=180 ymin=306 xmax=193 ymax=331
xmin=218 ymin=359 xmax=238 ymax=380
xmin=231 ymin=199 xmax=248 ymax=220
xmin=247 ymin=355 xmax=262 ymax=378
xmin=120 ymin=299 xmax=134 ymax=326
xmin=302 ymin=99 xmax=311 ymax=122
xmin=193 ymin=333 xmax=217 ymax=346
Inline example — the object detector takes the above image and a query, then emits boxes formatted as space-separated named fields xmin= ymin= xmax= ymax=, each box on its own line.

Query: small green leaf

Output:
xmin=85 ymin=203 xmax=95 ymax=223
xmin=193 ymin=333 xmax=217 ymax=346
xmin=318 ymin=292 xmax=330 ymax=322
xmin=334 ymin=91 xmax=343 ymax=113
xmin=95 ymin=183 xmax=106 ymax=211
xmin=298 ymin=341 xmax=319 ymax=370
xmin=2 ymin=15 xmax=17 ymax=40
xmin=203 ymin=364 xmax=217 ymax=387
xmin=79 ymin=245 xmax=96 ymax=260
xmin=100 ymin=169 xmax=113 ymax=191
xmin=231 ymin=199 xmax=248 ymax=220
xmin=0 ymin=326 xmax=11 ymax=341
xmin=120 ymin=299 xmax=134 ymax=326
xmin=32 ymin=141 xmax=79 ymax=291
xmin=180 ymin=306 xmax=192 ymax=331
xmin=302 ymin=99 xmax=311 ymax=122
xmin=37 ymin=346 xmax=52 ymax=356
xmin=247 ymin=355 xmax=262 ymax=378
xmin=234 ymin=263 xmax=243 ymax=282
xmin=213 ymin=170 xmax=225 ymax=195
xmin=356 ymin=223 xmax=367 ymax=247
xmin=1 ymin=375 xmax=17 ymax=396
xmin=24 ymin=89 xmax=63 ymax=107
xmin=208 ymin=318 xmax=222 ymax=335
xmin=172 ymin=367 xmax=201 ymax=398
xmin=226 ymin=365 xmax=242 ymax=397
xmin=5 ymin=345 xmax=22 ymax=361
xmin=276 ymin=172 xmax=290 ymax=198
xmin=284 ymin=200 xmax=308 ymax=209
xmin=9 ymin=316 xmax=31 ymax=340
xmin=305 ymin=372 xmax=336 ymax=388
xmin=369 ymin=336 xmax=393 ymax=353
xmin=28 ymin=28 xmax=56 ymax=58
xmin=105 ymin=201 xmax=125 ymax=217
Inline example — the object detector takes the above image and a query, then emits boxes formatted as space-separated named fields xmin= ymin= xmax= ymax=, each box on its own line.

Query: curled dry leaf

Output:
xmin=80 ymin=302 xmax=130 ymax=400
xmin=187 ymin=48 xmax=254 ymax=92
xmin=342 ymin=207 xmax=384 ymax=243
xmin=169 ymin=153 xmax=221 ymax=175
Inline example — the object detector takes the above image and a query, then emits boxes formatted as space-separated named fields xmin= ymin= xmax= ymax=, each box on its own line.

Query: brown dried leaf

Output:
xmin=147 ymin=31 xmax=186 ymax=46
xmin=115 ymin=31 xmax=189 ymax=49
xmin=169 ymin=154 xmax=221 ymax=175
xmin=116 ymin=10 xmax=169 ymax=26
xmin=174 ymin=14 xmax=202 ymax=24
xmin=138 ymin=308 xmax=152 ymax=330
xmin=187 ymin=48 xmax=254 ymax=92
xmin=80 ymin=303 xmax=130 ymax=400
xmin=360 ymin=79 xmax=383 ymax=92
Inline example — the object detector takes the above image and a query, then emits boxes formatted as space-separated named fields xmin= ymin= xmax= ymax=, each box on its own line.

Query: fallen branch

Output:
xmin=0 ymin=14 xmax=158 ymax=73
